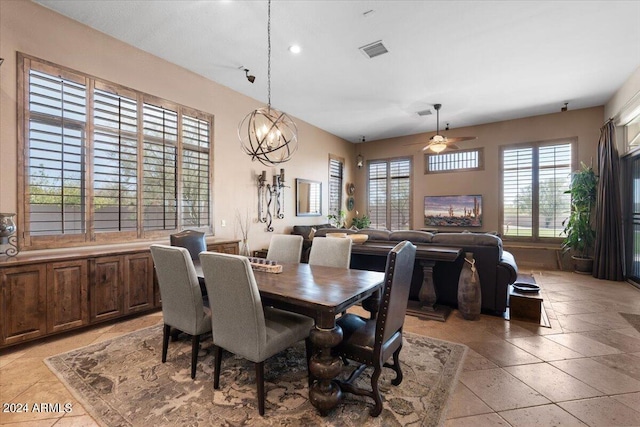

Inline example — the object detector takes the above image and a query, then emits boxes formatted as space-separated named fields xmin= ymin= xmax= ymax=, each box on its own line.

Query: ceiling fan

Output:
xmin=407 ymin=103 xmax=476 ymax=153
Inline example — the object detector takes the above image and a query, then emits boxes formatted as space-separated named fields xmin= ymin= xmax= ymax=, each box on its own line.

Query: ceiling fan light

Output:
xmin=429 ymin=142 xmax=447 ymax=153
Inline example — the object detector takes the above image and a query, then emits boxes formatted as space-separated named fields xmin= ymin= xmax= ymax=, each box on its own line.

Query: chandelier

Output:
xmin=239 ymin=0 xmax=298 ymax=166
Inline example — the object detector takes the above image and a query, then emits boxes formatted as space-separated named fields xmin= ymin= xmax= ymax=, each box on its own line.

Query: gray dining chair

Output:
xmin=308 ymin=237 xmax=353 ymax=268
xmin=333 ymin=240 xmax=416 ymax=417
xmin=199 ymin=251 xmax=314 ymax=416
xmin=170 ymin=229 xmax=208 ymax=297
xmin=150 ymin=244 xmax=212 ymax=379
xmin=266 ymin=234 xmax=303 ymax=263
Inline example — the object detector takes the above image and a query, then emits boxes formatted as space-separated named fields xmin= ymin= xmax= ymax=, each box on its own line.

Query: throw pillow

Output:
xmin=308 ymin=227 xmax=316 ymax=240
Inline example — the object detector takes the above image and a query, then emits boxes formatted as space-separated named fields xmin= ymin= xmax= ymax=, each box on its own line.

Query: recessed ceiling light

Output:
xmin=289 ymin=45 xmax=302 ymax=54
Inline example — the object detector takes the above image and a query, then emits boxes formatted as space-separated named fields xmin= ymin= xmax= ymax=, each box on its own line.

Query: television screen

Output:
xmin=424 ymin=195 xmax=482 ymax=227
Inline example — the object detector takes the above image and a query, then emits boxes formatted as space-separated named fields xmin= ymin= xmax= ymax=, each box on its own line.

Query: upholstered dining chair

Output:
xmin=308 ymin=236 xmax=353 ymax=268
xmin=170 ymin=229 xmax=207 ymax=260
xmin=266 ymin=234 xmax=304 ymax=264
xmin=199 ymin=251 xmax=314 ymax=416
xmin=333 ymin=240 xmax=416 ymax=417
xmin=150 ymin=244 xmax=212 ymax=379
xmin=170 ymin=229 xmax=207 ymax=296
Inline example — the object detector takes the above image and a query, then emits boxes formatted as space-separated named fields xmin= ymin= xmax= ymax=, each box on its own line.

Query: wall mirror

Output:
xmin=296 ymin=179 xmax=322 ymax=216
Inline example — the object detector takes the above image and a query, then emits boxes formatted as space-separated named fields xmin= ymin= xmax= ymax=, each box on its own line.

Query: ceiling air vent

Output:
xmin=359 ymin=40 xmax=388 ymax=59
xmin=417 ymin=109 xmax=432 ymax=116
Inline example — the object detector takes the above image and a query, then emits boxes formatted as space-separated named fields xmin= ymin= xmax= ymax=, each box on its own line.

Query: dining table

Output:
xmin=194 ymin=260 xmax=385 ymax=415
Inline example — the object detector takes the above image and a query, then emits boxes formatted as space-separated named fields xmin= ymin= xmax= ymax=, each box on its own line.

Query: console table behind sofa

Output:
xmin=304 ymin=228 xmax=518 ymax=316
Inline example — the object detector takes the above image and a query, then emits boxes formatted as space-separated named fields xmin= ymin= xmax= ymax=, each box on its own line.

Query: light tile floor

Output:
xmin=1 ymin=270 xmax=640 ymax=426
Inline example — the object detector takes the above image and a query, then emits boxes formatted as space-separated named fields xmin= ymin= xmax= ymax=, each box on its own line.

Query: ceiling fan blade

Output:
xmin=446 ymin=136 xmax=477 ymax=143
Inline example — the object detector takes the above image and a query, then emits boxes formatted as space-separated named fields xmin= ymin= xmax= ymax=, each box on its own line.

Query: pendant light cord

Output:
xmin=267 ymin=0 xmax=271 ymax=108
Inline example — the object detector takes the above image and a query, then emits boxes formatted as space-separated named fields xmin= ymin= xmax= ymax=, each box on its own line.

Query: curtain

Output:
xmin=593 ymin=119 xmax=625 ymax=280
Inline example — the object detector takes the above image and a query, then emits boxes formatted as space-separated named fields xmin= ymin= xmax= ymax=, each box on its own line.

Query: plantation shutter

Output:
xmin=93 ymin=86 xmax=138 ymax=232
xmin=27 ymin=68 xmax=87 ymax=236
xmin=503 ymin=147 xmax=533 ymax=237
xmin=181 ymin=114 xmax=211 ymax=228
xmin=142 ymin=103 xmax=178 ymax=230
xmin=368 ymin=158 xmax=411 ymax=230
xmin=538 ymin=143 xmax=572 ymax=238
xmin=328 ymin=158 xmax=343 ymax=216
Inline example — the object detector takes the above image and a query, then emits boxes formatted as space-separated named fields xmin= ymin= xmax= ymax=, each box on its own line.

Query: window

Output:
xmin=328 ymin=156 xmax=343 ymax=216
xmin=424 ymin=148 xmax=484 ymax=174
xmin=368 ymin=158 xmax=412 ymax=230
xmin=19 ymin=54 xmax=213 ymax=249
xmin=501 ymin=140 xmax=574 ymax=239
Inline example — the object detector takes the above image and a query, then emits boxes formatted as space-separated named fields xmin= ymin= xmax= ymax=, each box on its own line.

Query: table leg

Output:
xmin=406 ymin=260 xmax=451 ymax=321
xmin=308 ymin=325 xmax=343 ymax=415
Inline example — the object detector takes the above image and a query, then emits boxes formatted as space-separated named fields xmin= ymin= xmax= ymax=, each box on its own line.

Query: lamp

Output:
xmin=239 ymin=0 xmax=297 ymax=166
xmin=257 ymin=169 xmax=286 ymax=232
xmin=0 ymin=213 xmax=18 ymax=257
xmin=426 ymin=103 xmax=449 ymax=153
xmin=244 ymin=68 xmax=255 ymax=84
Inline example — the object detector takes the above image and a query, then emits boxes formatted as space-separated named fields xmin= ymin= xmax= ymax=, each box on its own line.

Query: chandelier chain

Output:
xmin=267 ymin=0 xmax=271 ymax=108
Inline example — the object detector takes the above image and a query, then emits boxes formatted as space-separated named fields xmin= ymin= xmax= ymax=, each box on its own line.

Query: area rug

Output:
xmin=45 ymin=324 xmax=467 ymax=427
xmin=620 ymin=312 xmax=640 ymax=333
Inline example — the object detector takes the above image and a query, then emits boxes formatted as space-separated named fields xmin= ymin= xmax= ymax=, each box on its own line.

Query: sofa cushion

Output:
xmin=357 ymin=228 xmax=391 ymax=241
xmin=292 ymin=224 xmax=332 ymax=240
xmin=432 ymin=232 xmax=503 ymax=258
xmin=389 ymin=230 xmax=434 ymax=243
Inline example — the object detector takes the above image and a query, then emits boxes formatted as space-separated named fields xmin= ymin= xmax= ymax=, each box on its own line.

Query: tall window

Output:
xmin=368 ymin=158 xmax=412 ymax=230
xmin=19 ymin=54 xmax=213 ymax=249
xmin=328 ymin=156 xmax=344 ymax=216
xmin=501 ymin=140 xmax=574 ymax=239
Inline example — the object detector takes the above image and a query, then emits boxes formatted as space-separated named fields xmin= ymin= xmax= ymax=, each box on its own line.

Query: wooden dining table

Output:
xmin=194 ymin=260 xmax=385 ymax=415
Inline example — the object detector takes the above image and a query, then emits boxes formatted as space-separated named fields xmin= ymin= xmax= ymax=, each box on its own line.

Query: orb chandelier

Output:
xmin=239 ymin=0 xmax=297 ymax=166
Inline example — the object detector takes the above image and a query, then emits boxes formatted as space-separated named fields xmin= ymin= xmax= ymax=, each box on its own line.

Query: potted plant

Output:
xmin=327 ymin=210 xmax=346 ymax=228
xmin=561 ymin=163 xmax=597 ymax=274
xmin=350 ymin=212 xmax=371 ymax=229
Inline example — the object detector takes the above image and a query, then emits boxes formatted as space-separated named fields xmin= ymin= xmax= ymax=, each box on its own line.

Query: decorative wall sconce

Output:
xmin=257 ymin=169 xmax=286 ymax=232
xmin=356 ymin=154 xmax=364 ymax=169
xmin=0 ymin=213 xmax=18 ymax=257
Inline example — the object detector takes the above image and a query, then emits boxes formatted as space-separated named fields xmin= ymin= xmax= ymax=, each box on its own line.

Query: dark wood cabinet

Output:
xmin=46 ymin=260 xmax=89 ymax=333
xmin=0 ymin=239 xmax=238 ymax=348
xmin=90 ymin=256 xmax=124 ymax=322
xmin=0 ymin=264 xmax=47 ymax=345
xmin=124 ymin=252 xmax=154 ymax=314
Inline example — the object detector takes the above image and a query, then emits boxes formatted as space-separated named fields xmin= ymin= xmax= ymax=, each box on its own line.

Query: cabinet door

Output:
xmin=0 ymin=264 xmax=47 ymax=345
xmin=124 ymin=253 xmax=154 ymax=313
xmin=207 ymin=242 xmax=239 ymax=255
xmin=89 ymin=256 xmax=124 ymax=322
xmin=47 ymin=260 xmax=89 ymax=333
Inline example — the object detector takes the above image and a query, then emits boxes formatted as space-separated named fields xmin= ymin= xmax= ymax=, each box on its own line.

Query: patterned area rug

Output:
xmin=620 ymin=312 xmax=640 ymax=333
xmin=46 ymin=324 xmax=466 ymax=426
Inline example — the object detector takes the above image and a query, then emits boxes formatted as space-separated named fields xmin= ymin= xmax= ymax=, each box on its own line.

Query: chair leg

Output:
xmin=369 ymin=365 xmax=383 ymax=417
xmin=213 ymin=345 xmax=222 ymax=389
xmin=256 ymin=361 xmax=265 ymax=416
xmin=191 ymin=334 xmax=200 ymax=379
xmin=162 ymin=324 xmax=170 ymax=363
xmin=390 ymin=345 xmax=403 ymax=386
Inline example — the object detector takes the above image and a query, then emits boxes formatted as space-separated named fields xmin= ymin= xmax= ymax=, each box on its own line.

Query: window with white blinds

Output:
xmin=368 ymin=158 xmax=412 ymax=230
xmin=19 ymin=54 xmax=213 ymax=248
xmin=28 ymin=68 xmax=87 ymax=237
xmin=501 ymin=140 xmax=573 ymax=239
xmin=424 ymin=148 xmax=484 ymax=174
xmin=328 ymin=157 xmax=343 ymax=216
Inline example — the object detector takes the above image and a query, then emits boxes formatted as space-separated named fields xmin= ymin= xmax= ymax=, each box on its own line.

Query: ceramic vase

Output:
xmin=458 ymin=252 xmax=481 ymax=320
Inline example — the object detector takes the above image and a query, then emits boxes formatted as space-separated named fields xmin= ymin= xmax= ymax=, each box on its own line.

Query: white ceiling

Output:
xmin=34 ymin=0 xmax=640 ymax=143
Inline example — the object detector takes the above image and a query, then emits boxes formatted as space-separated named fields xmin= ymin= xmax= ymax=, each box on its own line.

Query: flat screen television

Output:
xmin=424 ymin=195 xmax=482 ymax=227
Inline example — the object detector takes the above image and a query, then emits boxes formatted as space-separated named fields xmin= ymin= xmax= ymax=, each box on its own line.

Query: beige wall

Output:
xmin=0 ymin=0 xmax=354 ymax=252
xmin=354 ymin=107 xmax=603 ymax=234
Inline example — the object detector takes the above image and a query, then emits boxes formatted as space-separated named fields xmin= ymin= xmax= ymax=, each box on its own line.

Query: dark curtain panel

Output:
xmin=593 ymin=119 xmax=625 ymax=280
